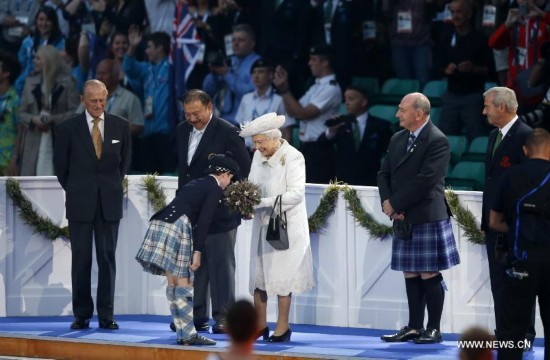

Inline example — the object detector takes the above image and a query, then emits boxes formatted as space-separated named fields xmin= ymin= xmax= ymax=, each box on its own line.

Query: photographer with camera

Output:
xmin=519 ymin=40 xmax=550 ymax=130
xmin=488 ymin=0 xmax=550 ymax=114
xmin=490 ymin=128 xmax=550 ymax=360
xmin=317 ymin=85 xmax=391 ymax=186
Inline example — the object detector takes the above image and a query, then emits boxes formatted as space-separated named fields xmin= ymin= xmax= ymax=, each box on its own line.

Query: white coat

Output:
xmin=248 ymin=139 xmax=314 ymax=296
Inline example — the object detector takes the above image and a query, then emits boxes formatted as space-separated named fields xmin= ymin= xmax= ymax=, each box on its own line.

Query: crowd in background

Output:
xmin=1 ymin=0 xmax=550 ymax=184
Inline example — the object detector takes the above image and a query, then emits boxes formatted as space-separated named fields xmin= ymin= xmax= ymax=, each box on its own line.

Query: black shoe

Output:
xmin=70 ymin=317 xmax=90 ymax=330
xmin=170 ymin=321 xmax=176 ymax=332
xmin=413 ymin=328 xmax=442 ymax=344
xmin=98 ymin=318 xmax=119 ymax=330
xmin=257 ymin=326 xmax=270 ymax=341
xmin=194 ymin=322 xmax=210 ymax=332
xmin=268 ymin=328 xmax=291 ymax=342
xmin=212 ymin=320 xmax=226 ymax=334
xmin=381 ymin=326 xmax=423 ymax=342
xmin=177 ymin=334 xmax=216 ymax=346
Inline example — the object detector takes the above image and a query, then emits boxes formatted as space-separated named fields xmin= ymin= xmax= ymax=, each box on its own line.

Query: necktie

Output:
xmin=492 ymin=130 xmax=503 ymax=156
xmin=353 ymin=121 xmax=361 ymax=151
xmin=406 ymin=132 xmax=416 ymax=152
xmin=92 ymin=118 xmax=102 ymax=159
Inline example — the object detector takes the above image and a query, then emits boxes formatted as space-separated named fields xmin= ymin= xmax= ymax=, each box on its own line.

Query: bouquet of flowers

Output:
xmin=224 ymin=180 xmax=261 ymax=219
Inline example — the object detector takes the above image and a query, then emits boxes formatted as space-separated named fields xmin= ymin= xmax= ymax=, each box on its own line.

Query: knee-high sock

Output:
xmin=175 ymin=287 xmax=197 ymax=341
xmin=405 ymin=276 xmax=425 ymax=329
xmin=166 ymin=285 xmax=177 ymax=318
xmin=423 ymin=274 xmax=445 ymax=331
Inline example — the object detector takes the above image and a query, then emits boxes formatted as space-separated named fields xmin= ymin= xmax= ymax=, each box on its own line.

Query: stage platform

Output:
xmin=0 ymin=315 xmax=545 ymax=360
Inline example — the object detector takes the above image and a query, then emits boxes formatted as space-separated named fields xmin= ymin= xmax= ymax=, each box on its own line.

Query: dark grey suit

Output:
xmin=176 ymin=116 xmax=251 ymax=325
xmin=54 ymin=112 xmax=131 ymax=320
xmin=378 ymin=121 xmax=451 ymax=224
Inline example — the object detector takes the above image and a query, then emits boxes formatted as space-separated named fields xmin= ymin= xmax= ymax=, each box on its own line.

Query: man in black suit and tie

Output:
xmin=54 ymin=80 xmax=131 ymax=330
xmin=481 ymin=86 xmax=533 ymax=343
xmin=176 ymin=89 xmax=251 ymax=334
xmin=318 ymin=85 xmax=392 ymax=186
xmin=378 ymin=92 xmax=460 ymax=344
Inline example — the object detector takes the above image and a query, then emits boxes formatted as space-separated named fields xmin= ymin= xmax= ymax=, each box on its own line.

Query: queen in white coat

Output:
xmin=240 ymin=113 xmax=314 ymax=343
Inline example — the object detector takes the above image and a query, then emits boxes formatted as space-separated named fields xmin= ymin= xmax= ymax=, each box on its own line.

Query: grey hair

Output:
xmin=83 ymin=79 xmax=108 ymax=96
xmin=410 ymin=92 xmax=431 ymax=115
xmin=484 ymin=87 xmax=518 ymax=113
xmin=258 ymin=128 xmax=282 ymax=140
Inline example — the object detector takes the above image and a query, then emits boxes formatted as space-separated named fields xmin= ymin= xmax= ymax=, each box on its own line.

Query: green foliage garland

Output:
xmin=342 ymin=185 xmax=392 ymax=238
xmin=5 ymin=177 xmax=485 ymax=244
xmin=140 ymin=174 xmax=167 ymax=212
xmin=5 ymin=178 xmax=69 ymax=240
xmin=445 ymin=189 xmax=485 ymax=244
xmin=307 ymin=183 xmax=340 ymax=233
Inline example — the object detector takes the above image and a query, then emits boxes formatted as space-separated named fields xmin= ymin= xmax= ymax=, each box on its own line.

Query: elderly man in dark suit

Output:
xmin=54 ymin=79 xmax=131 ymax=330
xmin=318 ymin=85 xmax=392 ymax=186
xmin=378 ymin=92 xmax=460 ymax=344
xmin=176 ymin=89 xmax=251 ymax=334
xmin=481 ymin=86 xmax=533 ymax=343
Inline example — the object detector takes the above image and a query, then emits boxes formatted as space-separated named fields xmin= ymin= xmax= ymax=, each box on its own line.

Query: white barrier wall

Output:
xmin=0 ymin=176 xmax=542 ymax=335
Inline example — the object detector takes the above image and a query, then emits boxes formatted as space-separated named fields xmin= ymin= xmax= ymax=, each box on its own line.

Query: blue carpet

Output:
xmin=0 ymin=315 xmax=545 ymax=359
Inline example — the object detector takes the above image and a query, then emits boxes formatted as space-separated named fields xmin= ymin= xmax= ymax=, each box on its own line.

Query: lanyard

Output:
xmin=514 ymin=168 xmax=550 ymax=260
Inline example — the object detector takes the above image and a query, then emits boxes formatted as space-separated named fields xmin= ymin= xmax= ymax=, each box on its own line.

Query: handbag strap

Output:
xmin=270 ymin=195 xmax=287 ymax=224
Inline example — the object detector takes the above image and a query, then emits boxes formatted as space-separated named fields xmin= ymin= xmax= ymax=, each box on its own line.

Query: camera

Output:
xmin=206 ymin=51 xmax=227 ymax=67
xmin=325 ymin=115 xmax=355 ymax=127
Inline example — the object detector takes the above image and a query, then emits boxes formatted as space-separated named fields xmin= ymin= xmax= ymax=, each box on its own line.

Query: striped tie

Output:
xmin=406 ymin=133 xmax=416 ymax=152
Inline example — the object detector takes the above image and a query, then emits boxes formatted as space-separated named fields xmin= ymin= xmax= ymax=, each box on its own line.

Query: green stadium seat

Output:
xmin=430 ymin=107 xmax=441 ymax=126
xmin=461 ymin=136 xmax=489 ymax=162
xmin=445 ymin=161 xmax=485 ymax=191
xmin=369 ymin=104 xmax=398 ymax=123
xmin=423 ymin=80 xmax=447 ymax=106
xmin=351 ymin=76 xmax=380 ymax=98
xmin=485 ymin=81 xmax=497 ymax=91
xmin=377 ymin=78 xmax=420 ymax=104
xmin=339 ymin=102 xmax=346 ymax=115
xmin=447 ymin=135 xmax=468 ymax=165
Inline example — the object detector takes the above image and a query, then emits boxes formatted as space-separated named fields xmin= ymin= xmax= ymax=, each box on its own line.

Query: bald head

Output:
xmin=96 ymin=59 xmax=120 ymax=92
xmin=397 ymin=92 xmax=431 ymax=132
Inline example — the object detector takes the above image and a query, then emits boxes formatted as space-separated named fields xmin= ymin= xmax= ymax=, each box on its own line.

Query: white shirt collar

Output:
xmin=85 ymin=110 xmax=104 ymax=122
xmin=500 ymin=116 xmax=518 ymax=137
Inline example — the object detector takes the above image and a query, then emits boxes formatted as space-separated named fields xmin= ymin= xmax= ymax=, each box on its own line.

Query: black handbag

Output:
xmin=265 ymin=195 xmax=289 ymax=250
xmin=392 ymin=219 xmax=413 ymax=240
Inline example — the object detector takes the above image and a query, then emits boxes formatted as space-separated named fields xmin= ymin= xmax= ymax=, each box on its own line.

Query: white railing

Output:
xmin=0 ymin=176 xmax=541 ymax=335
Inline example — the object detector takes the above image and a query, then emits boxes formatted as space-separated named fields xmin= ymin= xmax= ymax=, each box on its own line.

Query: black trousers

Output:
xmin=486 ymin=231 xmax=536 ymax=337
xmin=193 ymin=229 xmax=237 ymax=324
xmin=68 ymin=199 xmax=120 ymax=320
xmin=498 ymin=244 xmax=550 ymax=360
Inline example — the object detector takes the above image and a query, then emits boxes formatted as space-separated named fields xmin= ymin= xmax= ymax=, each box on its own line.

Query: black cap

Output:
xmin=309 ymin=44 xmax=334 ymax=56
xmin=250 ymin=58 xmax=274 ymax=73
xmin=207 ymin=152 xmax=240 ymax=175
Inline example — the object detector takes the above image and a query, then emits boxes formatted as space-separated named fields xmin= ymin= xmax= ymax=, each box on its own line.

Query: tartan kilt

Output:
xmin=391 ymin=219 xmax=460 ymax=272
xmin=135 ymin=215 xmax=193 ymax=278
